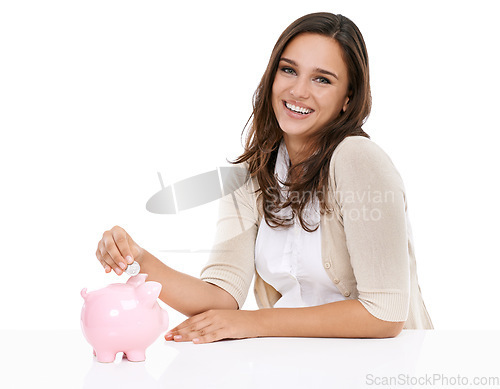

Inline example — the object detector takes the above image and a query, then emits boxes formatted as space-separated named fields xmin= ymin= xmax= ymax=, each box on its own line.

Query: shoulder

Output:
xmin=329 ymin=136 xmax=404 ymax=190
xmin=331 ymin=136 xmax=398 ymax=176
xmin=332 ymin=136 xmax=393 ymax=167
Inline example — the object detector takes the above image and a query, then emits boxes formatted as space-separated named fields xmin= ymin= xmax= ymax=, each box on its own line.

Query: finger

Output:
xmin=168 ymin=312 xmax=209 ymax=334
xmin=111 ymin=229 xmax=134 ymax=265
xmin=99 ymin=241 xmax=123 ymax=275
xmin=103 ymin=251 xmax=123 ymax=275
xmin=189 ymin=323 xmax=225 ymax=344
xmin=102 ymin=234 xmax=128 ymax=273
xmin=96 ymin=244 xmax=113 ymax=273
xmin=95 ymin=247 xmax=111 ymax=273
xmin=192 ymin=329 xmax=223 ymax=344
xmin=171 ymin=319 xmax=216 ymax=342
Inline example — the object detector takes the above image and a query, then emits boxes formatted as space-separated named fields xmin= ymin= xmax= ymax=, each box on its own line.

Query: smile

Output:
xmin=283 ymin=101 xmax=314 ymax=115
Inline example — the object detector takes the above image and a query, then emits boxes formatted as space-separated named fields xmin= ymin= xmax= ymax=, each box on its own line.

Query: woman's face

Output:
xmin=272 ymin=33 xmax=350 ymax=145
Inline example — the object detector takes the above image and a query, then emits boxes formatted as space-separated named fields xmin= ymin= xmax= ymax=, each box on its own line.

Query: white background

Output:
xmin=1 ymin=0 xmax=499 ymax=331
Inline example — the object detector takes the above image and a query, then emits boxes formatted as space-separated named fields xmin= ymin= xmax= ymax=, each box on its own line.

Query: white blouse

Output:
xmin=254 ymin=141 xmax=346 ymax=308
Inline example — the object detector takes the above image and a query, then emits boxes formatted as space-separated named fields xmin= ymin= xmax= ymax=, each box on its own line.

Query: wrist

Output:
xmin=252 ymin=309 xmax=271 ymax=338
xmin=135 ymin=246 xmax=147 ymax=266
xmin=135 ymin=248 xmax=165 ymax=279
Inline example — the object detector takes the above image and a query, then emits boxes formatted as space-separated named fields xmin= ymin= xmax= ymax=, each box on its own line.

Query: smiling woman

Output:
xmin=96 ymin=12 xmax=433 ymax=344
xmin=234 ymin=12 xmax=372 ymax=232
xmin=272 ymin=34 xmax=351 ymax=163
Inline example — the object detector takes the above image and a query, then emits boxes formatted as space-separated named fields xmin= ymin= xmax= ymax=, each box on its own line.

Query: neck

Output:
xmin=282 ymin=134 xmax=312 ymax=166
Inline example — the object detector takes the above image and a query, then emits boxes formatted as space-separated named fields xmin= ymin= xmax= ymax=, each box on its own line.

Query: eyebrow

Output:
xmin=280 ymin=57 xmax=339 ymax=80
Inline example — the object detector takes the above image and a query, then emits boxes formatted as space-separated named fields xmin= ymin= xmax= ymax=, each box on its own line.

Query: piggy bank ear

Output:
xmin=126 ymin=273 xmax=148 ymax=287
xmin=136 ymin=281 xmax=162 ymax=307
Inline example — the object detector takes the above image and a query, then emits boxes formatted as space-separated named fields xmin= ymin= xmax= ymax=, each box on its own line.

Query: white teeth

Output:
xmin=285 ymin=102 xmax=312 ymax=114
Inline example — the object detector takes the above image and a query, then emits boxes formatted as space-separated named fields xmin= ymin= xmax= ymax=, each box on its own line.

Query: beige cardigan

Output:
xmin=200 ymin=136 xmax=433 ymax=329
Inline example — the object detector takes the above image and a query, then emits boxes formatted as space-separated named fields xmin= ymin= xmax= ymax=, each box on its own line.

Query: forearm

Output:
xmin=138 ymin=249 xmax=238 ymax=316
xmin=254 ymin=299 xmax=404 ymax=339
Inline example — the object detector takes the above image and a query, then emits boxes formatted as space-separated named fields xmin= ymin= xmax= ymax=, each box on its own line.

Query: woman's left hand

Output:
xmin=164 ymin=309 xmax=259 ymax=344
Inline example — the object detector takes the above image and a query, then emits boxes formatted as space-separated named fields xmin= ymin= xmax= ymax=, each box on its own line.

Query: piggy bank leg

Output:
xmin=124 ymin=349 xmax=146 ymax=362
xmin=94 ymin=349 xmax=117 ymax=363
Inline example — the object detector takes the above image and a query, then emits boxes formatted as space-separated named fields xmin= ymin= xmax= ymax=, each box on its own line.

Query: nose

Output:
xmin=290 ymin=76 xmax=310 ymax=99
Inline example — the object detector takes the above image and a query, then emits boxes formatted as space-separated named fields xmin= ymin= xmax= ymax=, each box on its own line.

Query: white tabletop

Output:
xmin=1 ymin=329 xmax=499 ymax=388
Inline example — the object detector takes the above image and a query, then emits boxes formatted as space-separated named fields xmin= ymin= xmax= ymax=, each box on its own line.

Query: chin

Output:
xmin=280 ymin=123 xmax=314 ymax=138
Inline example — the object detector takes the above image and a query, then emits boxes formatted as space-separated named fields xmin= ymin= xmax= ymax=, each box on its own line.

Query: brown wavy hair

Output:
xmin=233 ymin=12 xmax=371 ymax=231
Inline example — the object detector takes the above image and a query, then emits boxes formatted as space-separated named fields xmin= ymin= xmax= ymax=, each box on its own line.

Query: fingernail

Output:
xmin=126 ymin=256 xmax=134 ymax=264
xmin=115 ymin=268 xmax=123 ymax=275
xmin=119 ymin=262 xmax=126 ymax=270
xmin=174 ymin=335 xmax=182 ymax=341
xmin=165 ymin=333 xmax=173 ymax=340
xmin=193 ymin=338 xmax=200 ymax=344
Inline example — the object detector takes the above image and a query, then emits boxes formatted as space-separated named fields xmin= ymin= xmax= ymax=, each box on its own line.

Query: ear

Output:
xmin=342 ymin=96 xmax=350 ymax=112
xmin=136 ymin=281 xmax=162 ymax=308
xmin=126 ymin=273 xmax=148 ymax=287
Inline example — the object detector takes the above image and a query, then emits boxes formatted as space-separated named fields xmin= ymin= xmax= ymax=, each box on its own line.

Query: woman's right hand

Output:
xmin=96 ymin=226 xmax=144 ymax=275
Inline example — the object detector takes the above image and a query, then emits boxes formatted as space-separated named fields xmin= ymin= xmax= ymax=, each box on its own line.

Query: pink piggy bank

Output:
xmin=80 ymin=274 xmax=169 ymax=363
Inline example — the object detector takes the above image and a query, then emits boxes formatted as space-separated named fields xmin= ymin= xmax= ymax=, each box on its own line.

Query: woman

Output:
xmin=96 ymin=12 xmax=433 ymax=343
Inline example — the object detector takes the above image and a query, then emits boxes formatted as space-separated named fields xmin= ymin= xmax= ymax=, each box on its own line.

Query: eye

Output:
xmin=280 ymin=66 xmax=296 ymax=75
xmin=314 ymin=76 xmax=331 ymax=85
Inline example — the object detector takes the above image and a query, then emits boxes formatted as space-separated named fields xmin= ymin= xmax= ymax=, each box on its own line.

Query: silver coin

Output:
xmin=125 ymin=261 xmax=140 ymax=276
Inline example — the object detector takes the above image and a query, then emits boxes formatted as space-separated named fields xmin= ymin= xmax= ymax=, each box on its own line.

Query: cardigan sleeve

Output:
xmin=333 ymin=137 xmax=411 ymax=322
xmin=199 ymin=167 xmax=259 ymax=309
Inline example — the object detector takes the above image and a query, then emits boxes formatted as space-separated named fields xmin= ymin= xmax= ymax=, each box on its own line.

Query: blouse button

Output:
xmin=343 ymin=291 xmax=351 ymax=297
xmin=324 ymin=262 xmax=331 ymax=269
xmin=333 ymin=278 xmax=340 ymax=284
